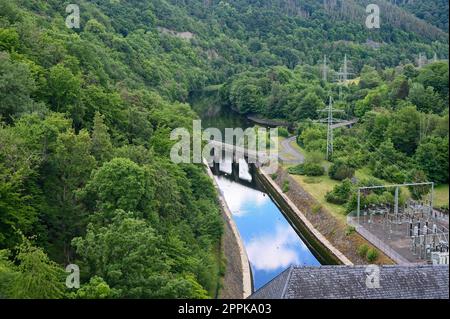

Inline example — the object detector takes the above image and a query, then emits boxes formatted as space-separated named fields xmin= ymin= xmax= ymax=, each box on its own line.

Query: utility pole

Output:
xmin=322 ymin=55 xmax=328 ymax=82
xmin=418 ymin=53 xmax=426 ymax=68
xmin=343 ymin=54 xmax=348 ymax=84
xmin=319 ymin=97 xmax=344 ymax=160
xmin=326 ymin=96 xmax=334 ymax=161
xmin=335 ymin=54 xmax=353 ymax=100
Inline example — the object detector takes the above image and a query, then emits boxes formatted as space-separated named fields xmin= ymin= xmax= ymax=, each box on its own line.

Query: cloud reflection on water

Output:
xmin=246 ymin=224 xmax=301 ymax=272
xmin=216 ymin=176 xmax=269 ymax=217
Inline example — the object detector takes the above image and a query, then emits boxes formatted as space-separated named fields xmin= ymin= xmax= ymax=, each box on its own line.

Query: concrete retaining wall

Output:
xmin=257 ymin=167 xmax=353 ymax=266
xmin=203 ymin=160 xmax=253 ymax=298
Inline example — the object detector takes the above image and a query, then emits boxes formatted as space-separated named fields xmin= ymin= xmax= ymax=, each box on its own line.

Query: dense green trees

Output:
xmin=0 ymin=0 xmax=448 ymax=299
xmin=415 ymin=136 xmax=449 ymax=184
xmin=395 ymin=0 xmax=449 ymax=31
xmin=0 ymin=0 xmax=227 ymax=299
xmin=0 ymin=237 xmax=66 ymax=299
xmin=296 ymin=59 xmax=449 ymax=190
xmin=0 ymin=53 xmax=36 ymax=121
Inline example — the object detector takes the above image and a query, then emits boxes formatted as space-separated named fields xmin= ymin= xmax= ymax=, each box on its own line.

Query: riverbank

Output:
xmin=270 ymin=167 xmax=394 ymax=265
xmin=203 ymin=160 xmax=252 ymax=299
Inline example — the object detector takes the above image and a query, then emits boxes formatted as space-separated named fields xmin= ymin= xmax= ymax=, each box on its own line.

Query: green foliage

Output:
xmin=326 ymin=179 xmax=354 ymax=205
xmin=311 ymin=203 xmax=322 ymax=214
xmin=328 ymin=159 xmax=355 ymax=181
xmin=282 ymin=180 xmax=290 ymax=193
xmin=0 ymin=0 xmax=449 ymax=300
xmin=299 ymin=126 xmax=326 ymax=153
xmin=415 ymin=136 xmax=449 ymax=183
xmin=359 ymin=65 xmax=382 ymax=89
xmin=68 ymin=276 xmax=116 ymax=299
xmin=357 ymin=244 xmax=369 ymax=258
xmin=366 ymin=248 xmax=379 ymax=263
xmin=0 ymin=126 xmax=39 ymax=248
xmin=397 ymin=0 xmax=449 ymax=30
xmin=408 ymin=83 xmax=445 ymax=114
xmin=80 ymin=158 xmax=155 ymax=219
xmin=0 ymin=53 xmax=36 ymax=121
xmin=386 ymin=104 xmax=421 ymax=155
xmin=407 ymin=169 xmax=432 ymax=200
xmin=0 ymin=28 xmax=19 ymax=51
xmin=278 ymin=127 xmax=289 ymax=138
xmin=91 ymin=112 xmax=113 ymax=164
xmin=45 ymin=64 xmax=82 ymax=114
xmin=0 ymin=237 xmax=66 ymax=299
xmin=288 ymin=163 xmax=325 ymax=177
xmin=72 ymin=211 xmax=209 ymax=298
xmin=345 ymin=226 xmax=356 ymax=236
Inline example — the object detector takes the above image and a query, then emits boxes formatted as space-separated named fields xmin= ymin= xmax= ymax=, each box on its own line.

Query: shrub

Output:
xmin=325 ymin=179 xmax=353 ymax=205
xmin=304 ymin=163 xmax=325 ymax=176
xmin=282 ymin=180 xmax=290 ymax=193
xmin=328 ymin=158 xmax=355 ymax=181
xmin=288 ymin=163 xmax=324 ymax=176
xmin=278 ymin=127 xmax=289 ymax=137
xmin=357 ymin=244 xmax=369 ymax=258
xmin=305 ymin=151 xmax=324 ymax=163
xmin=287 ymin=164 xmax=305 ymax=175
xmin=345 ymin=226 xmax=356 ymax=236
xmin=271 ymin=173 xmax=278 ymax=180
xmin=366 ymin=248 xmax=379 ymax=262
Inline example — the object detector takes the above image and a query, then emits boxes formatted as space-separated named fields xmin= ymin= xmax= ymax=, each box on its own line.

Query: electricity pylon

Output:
xmin=418 ymin=53 xmax=427 ymax=68
xmin=318 ymin=97 xmax=344 ymax=160
xmin=335 ymin=54 xmax=353 ymax=100
xmin=322 ymin=55 xmax=328 ymax=82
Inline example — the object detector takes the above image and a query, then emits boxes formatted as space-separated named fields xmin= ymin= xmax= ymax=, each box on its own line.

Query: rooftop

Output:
xmin=249 ymin=265 xmax=449 ymax=299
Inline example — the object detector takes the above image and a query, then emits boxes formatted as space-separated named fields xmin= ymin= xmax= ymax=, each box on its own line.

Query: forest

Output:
xmin=0 ymin=0 xmax=448 ymax=298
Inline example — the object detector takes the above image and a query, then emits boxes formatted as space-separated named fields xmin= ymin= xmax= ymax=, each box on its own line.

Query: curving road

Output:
xmin=278 ymin=136 xmax=305 ymax=165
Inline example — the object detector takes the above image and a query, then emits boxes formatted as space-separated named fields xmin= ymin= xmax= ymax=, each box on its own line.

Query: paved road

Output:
xmin=279 ymin=136 xmax=305 ymax=165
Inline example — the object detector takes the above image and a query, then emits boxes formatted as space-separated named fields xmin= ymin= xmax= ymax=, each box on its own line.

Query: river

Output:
xmin=197 ymin=103 xmax=320 ymax=290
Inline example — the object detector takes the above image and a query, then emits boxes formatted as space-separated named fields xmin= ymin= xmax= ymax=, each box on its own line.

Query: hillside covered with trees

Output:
xmin=390 ymin=0 xmax=449 ymax=31
xmin=0 ymin=0 xmax=448 ymax=299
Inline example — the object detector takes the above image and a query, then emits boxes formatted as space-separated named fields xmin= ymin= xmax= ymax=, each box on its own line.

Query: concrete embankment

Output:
xmin=256 ymin=167 xmax=353 ymax=266
xmin=203 ymin=160 xmax=252 ymax=299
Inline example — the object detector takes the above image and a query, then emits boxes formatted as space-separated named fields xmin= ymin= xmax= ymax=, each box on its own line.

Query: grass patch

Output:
xmin=282 ymin=180 xmax=290 ymax=193
xmin=304 ymin=177 xmax=321 ymax=184
xmin=311 ymin=203 xmax=322 ymax=214
xmin=434 ymin=184 xmax=449 ymax=208
xmin=345 ymin=226 xmax=356 ymax=236
xmin=366 ymin=248 xmax=379 ymax=263
xmin=288 ymin=173 xmax=347 ymax=220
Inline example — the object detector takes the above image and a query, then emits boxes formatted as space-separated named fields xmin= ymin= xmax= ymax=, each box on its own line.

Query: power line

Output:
xmin=318 ymin=96 xmax=344 ymax=160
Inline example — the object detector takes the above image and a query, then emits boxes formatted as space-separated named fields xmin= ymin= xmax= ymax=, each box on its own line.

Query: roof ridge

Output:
xmin=281 ymin=265 xmax=294 ymax=299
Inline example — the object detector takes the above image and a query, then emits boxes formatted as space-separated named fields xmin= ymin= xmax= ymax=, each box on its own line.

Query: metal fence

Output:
xmin=347 ymin=216 xmax=412 ymax=265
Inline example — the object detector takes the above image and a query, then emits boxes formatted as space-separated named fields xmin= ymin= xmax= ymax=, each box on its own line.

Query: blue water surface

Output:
xmin=215 ymin=175 xmax=321 ymax=290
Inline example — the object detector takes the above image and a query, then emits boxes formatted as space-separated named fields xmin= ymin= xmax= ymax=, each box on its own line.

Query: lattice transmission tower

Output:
xmin=318 ymin=97 xmax=344 ymax=160
xmin=322 ymin=55 xmax=328 ymax=82
xmin=335 ymin=54 xmax=354 ymax=100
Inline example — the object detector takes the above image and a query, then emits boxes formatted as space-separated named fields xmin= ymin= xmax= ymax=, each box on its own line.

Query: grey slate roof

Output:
xmin=249 ymin=265 xmax=449 ymax=299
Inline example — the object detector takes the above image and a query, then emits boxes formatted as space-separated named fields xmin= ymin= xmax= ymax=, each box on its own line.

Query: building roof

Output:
xmin=249 ymin=265 xmax=449 ymax=299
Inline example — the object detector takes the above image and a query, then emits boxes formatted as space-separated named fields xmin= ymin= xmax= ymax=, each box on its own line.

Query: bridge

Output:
xmin=315 ymin=118 xmax=359 ymax=129
xmin=330 ymin=118 xmax=359 ymax=129
xmin=207 ymin=140 xmax=276 ymax=166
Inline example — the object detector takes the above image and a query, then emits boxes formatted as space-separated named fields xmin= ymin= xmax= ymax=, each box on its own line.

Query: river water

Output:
xmin=198 ymin=104 xmax=320 ymax=290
